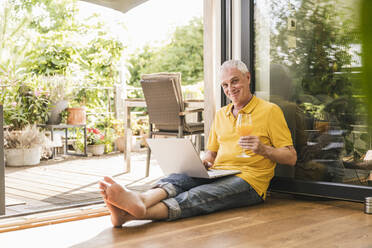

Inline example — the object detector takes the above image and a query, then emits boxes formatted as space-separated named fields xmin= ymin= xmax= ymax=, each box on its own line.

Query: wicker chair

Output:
xmin=140 ymin=73 xmax=204 ymax=177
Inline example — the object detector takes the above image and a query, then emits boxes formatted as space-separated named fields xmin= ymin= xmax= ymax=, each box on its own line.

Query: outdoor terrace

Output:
xmin=3 ymin=151 xmax=163 ymax=216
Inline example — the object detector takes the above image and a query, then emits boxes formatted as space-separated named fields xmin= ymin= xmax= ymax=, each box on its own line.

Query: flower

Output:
xmin=87 ymin=128 xmax=105 ymax=145
xmin=34 ymin=89 xmax=41 ymax=97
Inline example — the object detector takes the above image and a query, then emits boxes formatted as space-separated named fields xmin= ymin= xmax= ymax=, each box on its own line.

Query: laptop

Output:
xmin=146 ymin=138 xmax=241 ymax=179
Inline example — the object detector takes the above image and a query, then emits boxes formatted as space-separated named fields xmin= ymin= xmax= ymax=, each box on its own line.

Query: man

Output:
xmin=99 ymin=60 xmax=297 ymax=226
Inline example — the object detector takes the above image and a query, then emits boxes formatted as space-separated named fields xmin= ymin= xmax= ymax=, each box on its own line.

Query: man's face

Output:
xmin=220 ymin=67 xmax=251 ymax=105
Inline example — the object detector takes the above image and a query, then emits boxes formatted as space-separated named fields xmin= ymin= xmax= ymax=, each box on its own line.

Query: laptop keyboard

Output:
xmin=208 ymin=169 xmax=233 ymax=176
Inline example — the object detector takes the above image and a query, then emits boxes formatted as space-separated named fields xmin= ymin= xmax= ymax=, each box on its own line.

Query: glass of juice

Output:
xmin=236 ymin=113 xmax=253 ymax=158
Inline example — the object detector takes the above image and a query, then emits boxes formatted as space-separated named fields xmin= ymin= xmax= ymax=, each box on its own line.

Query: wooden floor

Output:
xmin=0 ymin=192 xmax=370 ymax=248
xmin=4 ymin=151 xmax=164 ymax=216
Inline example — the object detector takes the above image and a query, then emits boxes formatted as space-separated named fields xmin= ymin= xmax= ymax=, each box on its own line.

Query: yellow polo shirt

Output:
xmin=207 ymin=96 xmax=293 ymax=199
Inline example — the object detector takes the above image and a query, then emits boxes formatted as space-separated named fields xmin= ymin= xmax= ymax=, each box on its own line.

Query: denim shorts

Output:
xmin=155 ymin=173 xmax=263 ymax=221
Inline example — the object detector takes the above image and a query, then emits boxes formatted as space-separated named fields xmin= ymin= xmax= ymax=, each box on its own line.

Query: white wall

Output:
xmin=203 ymin=0 xmax=221 ymax=142
xmin=253 ymin=0 xmax=271 ymax=101
xmin=232 ymin=0 xmax=241 ymax=60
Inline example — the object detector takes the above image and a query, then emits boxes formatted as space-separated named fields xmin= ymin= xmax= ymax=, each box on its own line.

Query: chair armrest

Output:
xmin=184 ymin=100 xmax=204 ymax=108
xmin=179 ymin=108 xmax=204 ymax=116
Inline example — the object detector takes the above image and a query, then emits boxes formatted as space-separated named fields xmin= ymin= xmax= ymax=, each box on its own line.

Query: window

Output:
xmin=253 ymin=0 xmax=371 ymax=200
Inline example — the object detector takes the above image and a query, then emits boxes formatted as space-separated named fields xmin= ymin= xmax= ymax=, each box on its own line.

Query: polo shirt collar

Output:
xmin=225 ymin=95 xmax=259 ymax=117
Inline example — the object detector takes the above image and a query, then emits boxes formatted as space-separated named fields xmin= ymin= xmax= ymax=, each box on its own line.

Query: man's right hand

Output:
xmin=202 ymin=150 xmax=217 ymax=170
xmin=202 ymin=160 xmax=213 ymax=170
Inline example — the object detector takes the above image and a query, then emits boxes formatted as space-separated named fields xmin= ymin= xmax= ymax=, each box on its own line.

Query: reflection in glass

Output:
xmin=255 ymin=0 xmax=371 ymax=185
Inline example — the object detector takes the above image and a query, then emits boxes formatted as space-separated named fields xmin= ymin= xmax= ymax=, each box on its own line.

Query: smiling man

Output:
xmin=99 ymin=59 xmax=297 ymax=227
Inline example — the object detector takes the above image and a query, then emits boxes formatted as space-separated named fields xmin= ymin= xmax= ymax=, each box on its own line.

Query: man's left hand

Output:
xmin=238 ymin=136 xmax=264 ymax=154
xmin=239 ymin=136 xmax=297 ymax=165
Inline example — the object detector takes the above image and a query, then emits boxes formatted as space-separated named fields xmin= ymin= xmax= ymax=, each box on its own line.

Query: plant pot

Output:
xmin=47 ymin=100 xmax=68 ymax=125
xmin=87 ymin=144 xmax=105 ymax=156
xmin=67 ymin=107 xmax=86 ymax=125
xmin=5 ymin=146 xmax=42 ymax=167
xmin=115 ymin=136 xmax=125 ymax=152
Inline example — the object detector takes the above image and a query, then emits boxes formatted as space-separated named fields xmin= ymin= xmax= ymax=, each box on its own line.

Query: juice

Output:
xmin=237 ymin=125 xmax=253 ymax=136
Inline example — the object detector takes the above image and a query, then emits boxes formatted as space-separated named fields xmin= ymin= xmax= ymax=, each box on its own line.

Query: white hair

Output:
xmin=219 ymin=60 xmax=249 ymax=78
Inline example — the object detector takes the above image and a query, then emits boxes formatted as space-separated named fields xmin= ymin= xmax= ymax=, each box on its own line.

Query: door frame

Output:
xmin=1 ymin=105 xmax=5 ymax=215
xmin=222 ymin=0 xmax=372 ymax=202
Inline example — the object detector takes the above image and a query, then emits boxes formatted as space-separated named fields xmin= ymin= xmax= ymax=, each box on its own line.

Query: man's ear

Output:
xmin=246 ymin=71 xmax=251 ymax=82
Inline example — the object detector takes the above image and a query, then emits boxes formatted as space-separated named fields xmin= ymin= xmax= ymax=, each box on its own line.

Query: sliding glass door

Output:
xmin=252 ymin=0 xmax=372 ymax=201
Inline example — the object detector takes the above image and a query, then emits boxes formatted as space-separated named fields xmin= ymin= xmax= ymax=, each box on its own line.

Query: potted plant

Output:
xmin=4 ymin=125 xmax=49 ymax=166
xmin=131 ymin=116 xmax=149 ymax=151
xmin=40 ymin=75 xmax=71 ymax=125
xmin=4 ymin=82 xmax=51 ymax=130
xmin=90 ymin=115 xmax=117 ymax=154
xmin=66 ymin=87 xmax=87 ymax=125
xmin=86 ymin=127 xmax=105 ymax=156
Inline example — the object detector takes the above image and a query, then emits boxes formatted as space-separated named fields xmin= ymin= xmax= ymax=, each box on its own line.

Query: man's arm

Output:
xmin=258 ymin=144 xmax=297 ymax=166
xmin=239 ymin=136 xmax=297 ymax=166
xmin=202 ymin=150 xmax=217 ymax=169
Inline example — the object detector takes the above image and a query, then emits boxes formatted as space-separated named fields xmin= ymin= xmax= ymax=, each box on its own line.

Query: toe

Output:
xmin=104 ymin=176 xmax=116 ymax=184
xmin=99 ymin=181 xmax=108 ymax=190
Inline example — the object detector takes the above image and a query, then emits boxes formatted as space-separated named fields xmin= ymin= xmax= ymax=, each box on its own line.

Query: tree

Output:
xmin=11 ymin=0 xmax=78 ymax=33
xmin=127 ymin=16 xmax=203 ymax=88
xmin=1 ymin=0 xmax=126 ymax=127
xmin=6 ymin=0 xmax=125 ymax=87
xmin=269 ymin=0 xmax=364 ymax=157
xmin=153 ymin=17 xmax=204 ymax=85
xmin=0 ymin=0 xmax=31 ymax=84
xmin=270 ymin=0 xmax=358 ymax=98
xmin=127 ymin=45 xmax=156 ymax=88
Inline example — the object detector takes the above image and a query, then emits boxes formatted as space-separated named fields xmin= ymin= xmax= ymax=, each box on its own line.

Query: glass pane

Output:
xmin=254 ymin=0 xmax=370 ymax=185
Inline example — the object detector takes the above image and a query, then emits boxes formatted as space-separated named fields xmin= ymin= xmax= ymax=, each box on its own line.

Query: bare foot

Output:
xmin=99 ymin=189 xmax=134 ymax=227
xmin=99 ymin=177 xmax=146 ymax=219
